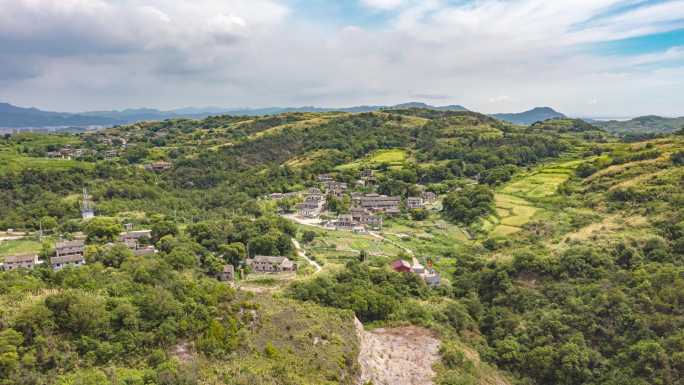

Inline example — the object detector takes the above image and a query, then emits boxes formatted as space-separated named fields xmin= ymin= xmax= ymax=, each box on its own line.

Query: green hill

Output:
xmin=595 ymin=115 xmax=684 ymax=135
xmin=0 ymin=109 xmax=683 ymax=385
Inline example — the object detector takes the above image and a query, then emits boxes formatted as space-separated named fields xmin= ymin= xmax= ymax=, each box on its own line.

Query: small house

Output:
xmin=246 ymin=256 xmax=296 ymax=273
xmin=423 ymin=271 xmax=441 ymax=287
xmin=119 ymin=230 xmax=152 ymax=246
xmin=219 ymin=264 xmax=235 ymax=282
xmin=335 ymin=214 xmax=355 ymax=230
xmin=1 ymin=254 xmax=40 ymax=271
xmin=360 ymin=169 xmax=374 ymax=178
xmin=391 ymin=259 xmax=412 ymax=273
xmin=421 ymin=191 xmax=437 ymax=203
xmin=317 ymin=174 xmax=334 ymax=182
xmin=146 ymin=161 xmax=172 ymax=172
xmin=133 ymin=246 xmax=156 ymax=256
xmin=407 ymin=197 xmax=424 ymax=210
xmin=56 ymin=240 xmax=85 ymax=259
xmin=296 ymin=200 xmax=320 ymax=217
xmin=51 ymin=254 xmax=85 ymax=271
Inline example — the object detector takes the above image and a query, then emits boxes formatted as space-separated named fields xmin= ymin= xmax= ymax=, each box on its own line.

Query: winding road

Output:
xmin=292 ymin=238 xmax=322 ymax=273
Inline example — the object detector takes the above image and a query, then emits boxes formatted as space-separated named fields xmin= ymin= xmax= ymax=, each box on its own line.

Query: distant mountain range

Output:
xmin=491 ymin=107 xmax=566 ymax=125
xmin=3 ymin=101 xmax=680 ymax=134
xmin=593 ymin=115 xmax=684 ymax=135
xmin=0 ymin=102 xmax=469 ymax=129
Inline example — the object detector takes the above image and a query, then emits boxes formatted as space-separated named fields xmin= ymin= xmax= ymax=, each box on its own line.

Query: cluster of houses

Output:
xmin=0 ymin=229 xmax=156 ymax=272
xmin=391 ymin=258 xmax=441 ymax=287
xmin=46 ymin=145 xmax=88 ymax=160
xmin=0 ymin=239 xmax=87 ymax=272
xmin=295 ymin=188 xmax=326 ymax=217
xmin=46 ymin=145 xmax=120 ymax=161
xmin=269 ymin=169 xmax=439 ymax=233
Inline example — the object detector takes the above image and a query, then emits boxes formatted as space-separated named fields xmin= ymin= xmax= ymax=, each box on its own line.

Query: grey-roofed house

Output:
xmin=53 ymin=239 xmax=86 ymax=271
xmin=2 ymin=254 xmax=40 ymax=271
xmin=51 ymin=254 xmax=85 ymax=271
xmin=246 ymin=256 xmax=296 ymax=273
xmin=360 ymin=194 xmax=401 ymax=212
xmin=56 ymin=240 xmax=85 ymax=259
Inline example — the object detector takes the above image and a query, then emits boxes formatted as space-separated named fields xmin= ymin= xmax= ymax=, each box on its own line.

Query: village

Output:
xmin=269 ymin=168 xmax=442 ymax=287
xmin=1 ymin=164 xmax=442 ymax=289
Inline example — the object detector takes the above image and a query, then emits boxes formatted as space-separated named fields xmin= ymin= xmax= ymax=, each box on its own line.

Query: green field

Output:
xmin=486 ymin=158 xmax=584 ymax=237
xmin=0 ymin=239 xmax=42 ymax=259
xmin=336 ymin=148 xmax=409 ymax=171
xmin=299 ymin=225 xmax=404 ymax=264
xmin=0 ymin=150 xmax=94 ymax=175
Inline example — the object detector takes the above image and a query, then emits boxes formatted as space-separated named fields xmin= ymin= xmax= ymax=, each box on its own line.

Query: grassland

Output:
xmin=379 ymin=215 xmax=470 ymax=255
xmin=298 ymin=225 xmax=404 ymax=265
xmin=336 ymin=148 xmax=409 ymax=171
xmin=200 ymin=295 xmax=360 ymax=385
xmin=0 ymin=149 xmax=94 ymax=175
xmin=0 ymin=239 xmax=42 ymax=260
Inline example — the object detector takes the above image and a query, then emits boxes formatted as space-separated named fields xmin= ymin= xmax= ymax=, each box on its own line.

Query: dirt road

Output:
xmin=292 ymin=238 xmax=322 ymax=273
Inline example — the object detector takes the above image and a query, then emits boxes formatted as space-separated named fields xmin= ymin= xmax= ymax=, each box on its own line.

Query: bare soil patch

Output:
xmin=355 ymin=319 xmax=440 ymax=385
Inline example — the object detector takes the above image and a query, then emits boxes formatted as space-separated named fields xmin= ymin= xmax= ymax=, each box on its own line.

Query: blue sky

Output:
xmin=0 ymin=0 xmax=683 ymax=117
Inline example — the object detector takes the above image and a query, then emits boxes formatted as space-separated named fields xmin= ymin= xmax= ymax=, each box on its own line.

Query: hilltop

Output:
xmin=491 ymin=106 xmax=566 ymax=125
xmin=595 ymin=115 xmax=684 ymax=135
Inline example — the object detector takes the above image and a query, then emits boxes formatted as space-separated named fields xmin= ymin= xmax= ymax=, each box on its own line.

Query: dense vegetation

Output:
xmin=1 ymin=109 xmax=683 ymax=385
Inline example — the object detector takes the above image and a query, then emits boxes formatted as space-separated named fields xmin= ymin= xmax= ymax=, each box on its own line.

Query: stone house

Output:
xmin=51 ymin=254 xmax=86 ymax=270
xmin=317 ymin=174 xmax=334 ymax=182
xmin=219 ymin=264 xmax=235 ymax=281
xmin=360 ymin=194 xmax=401 ymax=212
xmin=297 ymin=198 xmax=321 ymax=217
xmin=1 ymin=254 xmax=40 ymax=271
xmin=335 ymin=214 xmax=355 ymax=230
xmin=146 ymin=161 xmax=172 ymax=172
xmin=407 ymin=197 xmax=424 ymax=210
xmin=421 ymin=191 xmax=437 ymax=203
xmin=246 ymin=256 xmax=296 ymax=273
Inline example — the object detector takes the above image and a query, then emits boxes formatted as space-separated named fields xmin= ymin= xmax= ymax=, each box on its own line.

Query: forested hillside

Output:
xmin=0 ymin=109 xmax=682 ymax=385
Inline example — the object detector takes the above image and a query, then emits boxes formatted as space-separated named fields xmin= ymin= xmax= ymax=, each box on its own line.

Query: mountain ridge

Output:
xmin=491 ymin=107 xmax=566 ymax=125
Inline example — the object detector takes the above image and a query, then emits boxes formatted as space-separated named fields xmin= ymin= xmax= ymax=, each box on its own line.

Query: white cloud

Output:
xmin=0 ymin=0 xmax=683 ymax=117
xmin=361 ymin=0 xmax=404 ymax=10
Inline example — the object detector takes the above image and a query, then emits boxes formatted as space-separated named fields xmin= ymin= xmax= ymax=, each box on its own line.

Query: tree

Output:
xmin=84 ymin=217 xmax=122 ymax=243
xmin=442 ymin=185 xmax=494 ymax=225
xmin=151 ymin=220 xmax=178 ymax=243
xmin=671 ymin=150 xmax=684 ymax=165
xmin=302 ymin=230 xmax=316 ymax=244
xmin=0 ymin=329 xmax=23 ymax=379
xmin=219 ymin=242 xmax=246 ymax=266
xmin=410 ymin=209 xmax=429 ymax=221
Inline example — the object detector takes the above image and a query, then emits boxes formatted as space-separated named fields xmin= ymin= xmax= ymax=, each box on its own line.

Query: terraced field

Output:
xmin=486 ymin=159 xmax=583 ymax=237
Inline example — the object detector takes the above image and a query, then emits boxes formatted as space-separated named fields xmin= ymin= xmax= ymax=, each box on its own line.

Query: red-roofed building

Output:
xmin=391 ymin=259 xmax=412 ymax=273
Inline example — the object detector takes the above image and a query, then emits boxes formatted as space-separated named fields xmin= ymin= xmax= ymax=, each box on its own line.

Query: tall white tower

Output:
xmin=81 ymin=187 xmax=95 ymax=220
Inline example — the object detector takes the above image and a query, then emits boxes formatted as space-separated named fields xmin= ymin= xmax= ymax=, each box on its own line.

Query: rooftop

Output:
xmin=4 ymin=254 xmax=38 ymax=263
xmin=56 ymin=239 xmax=85 ymax=249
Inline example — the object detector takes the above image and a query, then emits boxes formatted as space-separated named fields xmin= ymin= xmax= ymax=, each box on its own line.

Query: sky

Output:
xmin=0 ymin=0 xmax=683 ymax=117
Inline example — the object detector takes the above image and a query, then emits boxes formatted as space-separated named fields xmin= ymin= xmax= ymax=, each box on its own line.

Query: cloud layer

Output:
xmin=0 ymin=0 xmax=683 ymax=116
